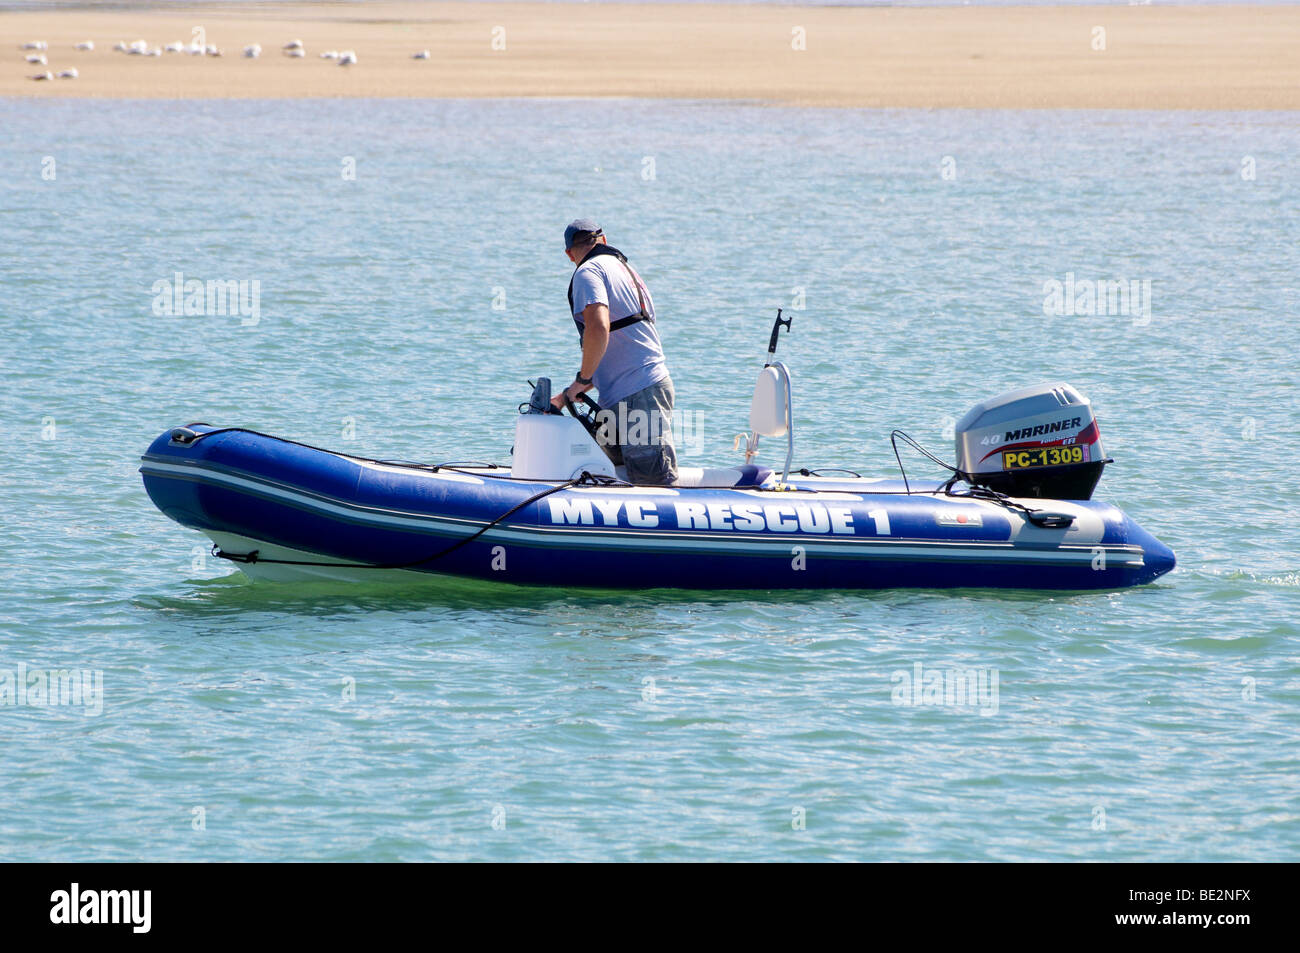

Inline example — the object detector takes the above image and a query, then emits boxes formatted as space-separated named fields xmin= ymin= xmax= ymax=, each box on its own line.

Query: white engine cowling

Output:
xmin=511 ymin=414 xmax=616 ymax=481
xmin=955 ymin=382 xmax=1107 ymax=500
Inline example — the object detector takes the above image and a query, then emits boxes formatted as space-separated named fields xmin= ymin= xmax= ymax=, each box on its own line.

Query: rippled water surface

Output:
xmin=1 ymin=99 xmax=1297 ymax=861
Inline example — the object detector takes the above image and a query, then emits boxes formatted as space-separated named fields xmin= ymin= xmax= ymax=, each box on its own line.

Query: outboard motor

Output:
xmin=955 ymin=383 xmax=1107 ymax=500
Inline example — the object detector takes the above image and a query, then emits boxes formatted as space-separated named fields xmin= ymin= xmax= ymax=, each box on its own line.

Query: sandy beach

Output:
xmin=5 ymin=2 xmax=1298 ymax=108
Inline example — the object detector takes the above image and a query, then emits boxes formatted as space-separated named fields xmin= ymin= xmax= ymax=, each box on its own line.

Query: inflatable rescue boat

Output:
xmin=140 ymin=316 xmax=1175 ymax=591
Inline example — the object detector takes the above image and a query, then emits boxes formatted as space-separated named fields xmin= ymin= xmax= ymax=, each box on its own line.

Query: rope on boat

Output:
xmin=171 ymin=423 xmax=818 ymax=490
xmin=890 ymin=430 xmax=1074 ymax=528
xmin=170 ymin=424 xmax=516 ymax=474
xmin=212 ymin=471 xmax=618 ymax=570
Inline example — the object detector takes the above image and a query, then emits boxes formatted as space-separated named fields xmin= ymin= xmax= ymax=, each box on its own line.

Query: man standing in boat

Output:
xmin=553 ymin=219 xmax=678 ymax=486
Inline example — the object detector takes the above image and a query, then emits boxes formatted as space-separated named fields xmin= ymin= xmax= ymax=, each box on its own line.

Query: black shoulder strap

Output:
xmin=568 ymin=245 xmax=653 ymax=343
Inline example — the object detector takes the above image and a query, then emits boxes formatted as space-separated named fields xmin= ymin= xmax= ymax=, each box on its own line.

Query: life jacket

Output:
xmin=567 ymin=244 xmax=653 ymax=344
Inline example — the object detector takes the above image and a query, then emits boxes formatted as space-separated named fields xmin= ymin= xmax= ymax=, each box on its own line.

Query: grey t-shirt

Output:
xmin=570 ymin=254 xmax=669 ymax=406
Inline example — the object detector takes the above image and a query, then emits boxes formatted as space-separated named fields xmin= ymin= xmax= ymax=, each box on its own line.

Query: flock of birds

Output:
xmin=240 ymin=38 xmax=362 ymax=64
xmin=20 ymin=37 xmax=436 ymax=81
xmin=19 ymin=39 xmax=78 ymax=80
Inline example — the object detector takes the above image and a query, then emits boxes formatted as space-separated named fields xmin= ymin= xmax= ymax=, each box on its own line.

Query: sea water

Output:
xmin=1 ymin=99 xmax=1296 ymax=860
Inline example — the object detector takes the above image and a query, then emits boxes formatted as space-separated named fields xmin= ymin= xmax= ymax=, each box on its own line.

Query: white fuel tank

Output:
xmin=511 ymin=414 xmax=616 ymax=481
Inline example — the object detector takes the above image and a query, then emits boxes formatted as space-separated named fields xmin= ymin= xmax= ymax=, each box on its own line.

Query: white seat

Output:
xmin=750 ymin=365 xmax=789 ymax=437
xmin=673 ymin=466 xmax=774 ymax=488
xmin=745 ymin=363 xmax=794 ymax=484
xmin=613 ymin=465 xmax=775 ymax=488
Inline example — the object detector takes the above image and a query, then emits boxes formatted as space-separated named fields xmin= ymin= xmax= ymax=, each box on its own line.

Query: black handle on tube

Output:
xmin=767 ymin=308 xmax=793 ymax=360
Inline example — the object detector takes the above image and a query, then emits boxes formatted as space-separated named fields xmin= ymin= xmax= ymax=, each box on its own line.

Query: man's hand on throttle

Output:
xmin=550 ymin=379 xmax=594 ymax=410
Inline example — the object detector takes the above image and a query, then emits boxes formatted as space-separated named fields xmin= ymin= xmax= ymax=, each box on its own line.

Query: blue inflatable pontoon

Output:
xmin=139 ymin=423 xmax=1174 ymax=591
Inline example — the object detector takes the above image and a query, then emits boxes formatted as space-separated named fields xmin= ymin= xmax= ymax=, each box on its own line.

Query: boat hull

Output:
xmin=140 ymin=426 xmax=1176 ymax=591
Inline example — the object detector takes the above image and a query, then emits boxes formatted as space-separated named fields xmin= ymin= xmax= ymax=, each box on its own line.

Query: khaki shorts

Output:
xmin=595 ymin=377 xmax=679 ymax=486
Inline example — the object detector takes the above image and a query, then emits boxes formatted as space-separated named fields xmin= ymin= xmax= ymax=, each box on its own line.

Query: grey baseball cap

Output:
xmin=564 ymin=218 xmax=603 ymax=250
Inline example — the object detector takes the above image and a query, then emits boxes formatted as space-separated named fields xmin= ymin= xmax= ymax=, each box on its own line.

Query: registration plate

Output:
xmin=1002 ymin=445 xmax=1089 ymax=470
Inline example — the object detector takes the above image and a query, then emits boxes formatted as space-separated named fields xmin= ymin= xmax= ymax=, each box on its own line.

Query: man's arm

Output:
xmin=554 ymin=303 xmax=608 ymax=407
xmin=577 ymin=303 xmax=609 ymax=382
